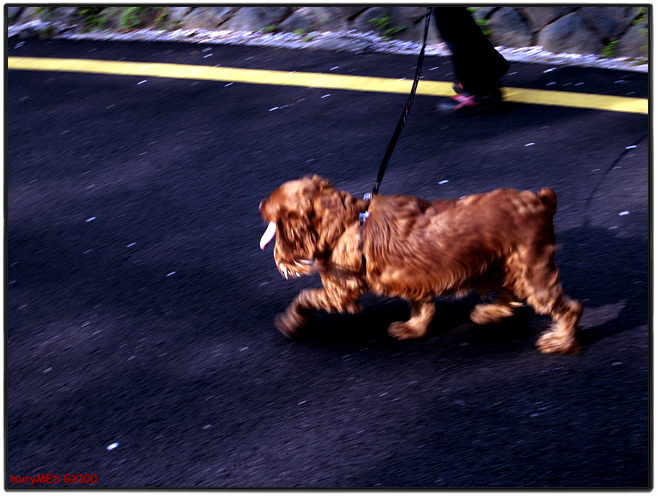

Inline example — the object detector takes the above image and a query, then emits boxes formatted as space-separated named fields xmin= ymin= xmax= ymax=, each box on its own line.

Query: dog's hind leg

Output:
xmin=511 ymin=244 xmax=582 ymax=354
xmin=535 ymin=295 xmax=582 ymax=354
xmin=388 ymin=298 xmax=436 ymax=340
xmin=470 ymin=289 xmax=522 ymax=325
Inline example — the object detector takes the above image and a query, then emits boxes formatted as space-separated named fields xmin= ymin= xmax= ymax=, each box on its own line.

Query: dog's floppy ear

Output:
xmin=312 ymin=186 xmax=360 ymax=254
xmin=276 ymin=210 xmax=317 ymax=262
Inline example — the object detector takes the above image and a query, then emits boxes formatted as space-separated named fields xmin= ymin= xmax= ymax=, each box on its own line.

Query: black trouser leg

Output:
xmin=434 ymin=7 xmax=509 ymax=96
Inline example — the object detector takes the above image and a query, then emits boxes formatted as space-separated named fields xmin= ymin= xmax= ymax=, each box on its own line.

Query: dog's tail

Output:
xmin=537 ymin=187 xmax=557 ymax=214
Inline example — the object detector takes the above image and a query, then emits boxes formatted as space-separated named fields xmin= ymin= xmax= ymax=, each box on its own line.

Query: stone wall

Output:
xmin=8 ymin=6 xmax=649 ymax=60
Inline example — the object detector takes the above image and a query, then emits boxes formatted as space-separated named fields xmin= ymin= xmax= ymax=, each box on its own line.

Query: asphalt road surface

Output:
xmin=7 ymin=38 xmax=649 ymax=488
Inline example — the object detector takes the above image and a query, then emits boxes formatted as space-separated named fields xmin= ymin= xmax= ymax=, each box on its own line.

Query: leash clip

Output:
xmin=360 ymin=193 xmax=372 ymax=225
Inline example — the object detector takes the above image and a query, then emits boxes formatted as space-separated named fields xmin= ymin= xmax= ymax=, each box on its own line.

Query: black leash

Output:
xmin=360 ymin=8 xmax=433 ymax=275
xmin=371 ymin=7 xmax=433 ymax=196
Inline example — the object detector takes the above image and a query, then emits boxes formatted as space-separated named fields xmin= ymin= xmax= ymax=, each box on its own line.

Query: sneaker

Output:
xmin=437 ymin=89 xmax=503 ymax=114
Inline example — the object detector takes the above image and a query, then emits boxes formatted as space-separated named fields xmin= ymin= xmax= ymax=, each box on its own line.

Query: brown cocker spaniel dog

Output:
xmin=260 ymin=175 xmax=582 ymax=354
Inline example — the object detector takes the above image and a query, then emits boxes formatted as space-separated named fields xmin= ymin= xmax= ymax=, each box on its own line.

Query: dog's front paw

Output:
xmin=388 ymin=321 xmax=427 ymax=340
xmin=274 ymin=309 xmax=314 ymax=339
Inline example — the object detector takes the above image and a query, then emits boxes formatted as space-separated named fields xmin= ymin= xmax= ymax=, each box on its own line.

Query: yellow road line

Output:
xmin=8 ymin=56 xmax=648 ymax=115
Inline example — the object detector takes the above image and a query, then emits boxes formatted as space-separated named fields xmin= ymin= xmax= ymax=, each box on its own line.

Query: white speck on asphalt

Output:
xmin=619 ymin=211 xmax=629 ymax=216
xmin=225 ymin=82 xmax=233 ymax=87
xmin=43 ymin=367 xmax=53 ymax=374
xmin=330 ymin=66 xmax=339 ymax=70
xmin=86 ymin=217 xmax=96 ymax=222
xmin=167 ymin=271 xmax=176 ymax=277
xmin=107 ymin=442 xmax=119 ymax=451
xmin=626 ymin=145 xmax=637 ymax=150
xmin=438 ymin=180 xmax=449 ymax=185
xmin=321 ymin=94 xmax=331 ymax=98
xmin=525 ymin=143 xmax=535 ymax=147
xmin=126 ymin=242 xmax=136 ymax=248
xmin=138 ymin=80 xmax=147 ymax=85
xmin=543 ymin=67 xmax=556 ymax=73
xmin=269 ymin=107 xmax=279 ymax=111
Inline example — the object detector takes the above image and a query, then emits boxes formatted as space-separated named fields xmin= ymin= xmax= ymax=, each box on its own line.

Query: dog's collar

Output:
xmin=359 ymin=193 xmax=372 ymax=275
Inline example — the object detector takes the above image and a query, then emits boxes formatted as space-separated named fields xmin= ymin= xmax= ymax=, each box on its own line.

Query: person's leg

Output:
xmin=435 ymin=7 xmax=509 ymax=113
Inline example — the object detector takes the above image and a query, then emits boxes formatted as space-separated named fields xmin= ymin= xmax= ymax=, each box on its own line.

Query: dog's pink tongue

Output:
xmin=260 ymin=221 xmax=277 ymax=250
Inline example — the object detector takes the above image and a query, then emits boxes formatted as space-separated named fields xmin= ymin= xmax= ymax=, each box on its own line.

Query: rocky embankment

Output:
xmin=8 ymin=6 xmax=649 ymax=71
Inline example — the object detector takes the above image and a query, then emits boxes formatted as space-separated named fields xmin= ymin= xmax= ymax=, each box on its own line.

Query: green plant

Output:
xmin=118 ymin=7 xmax=166 ymax=30
xmin=35 ymin=24 xmax=57 ymax=39
xmin=290 ymin=28 xmax=316 ymax=42
xmin=77 ymin=7 xmax=108 ymax=31
xmin=368 ymin=9 xmax=407 ymax=40
xmin=35 ymin=7 xmax=57 ymax=21
xmin=602 ymin=40 xmax=620 ymax=58
xmin=118 ymin=7 xmax=144 ymax=30
xmin=475 ymin=18 xmax=493 ymax=37
xmin=154 ymin=8 xmax=169 ymax=27
xmin=258 ymin=24 xmax=278 ymax=33
xmin=467 ymin=7 xmax=493 ymax=36
xmin=633 ymin=6 xmax=647 ymax=24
